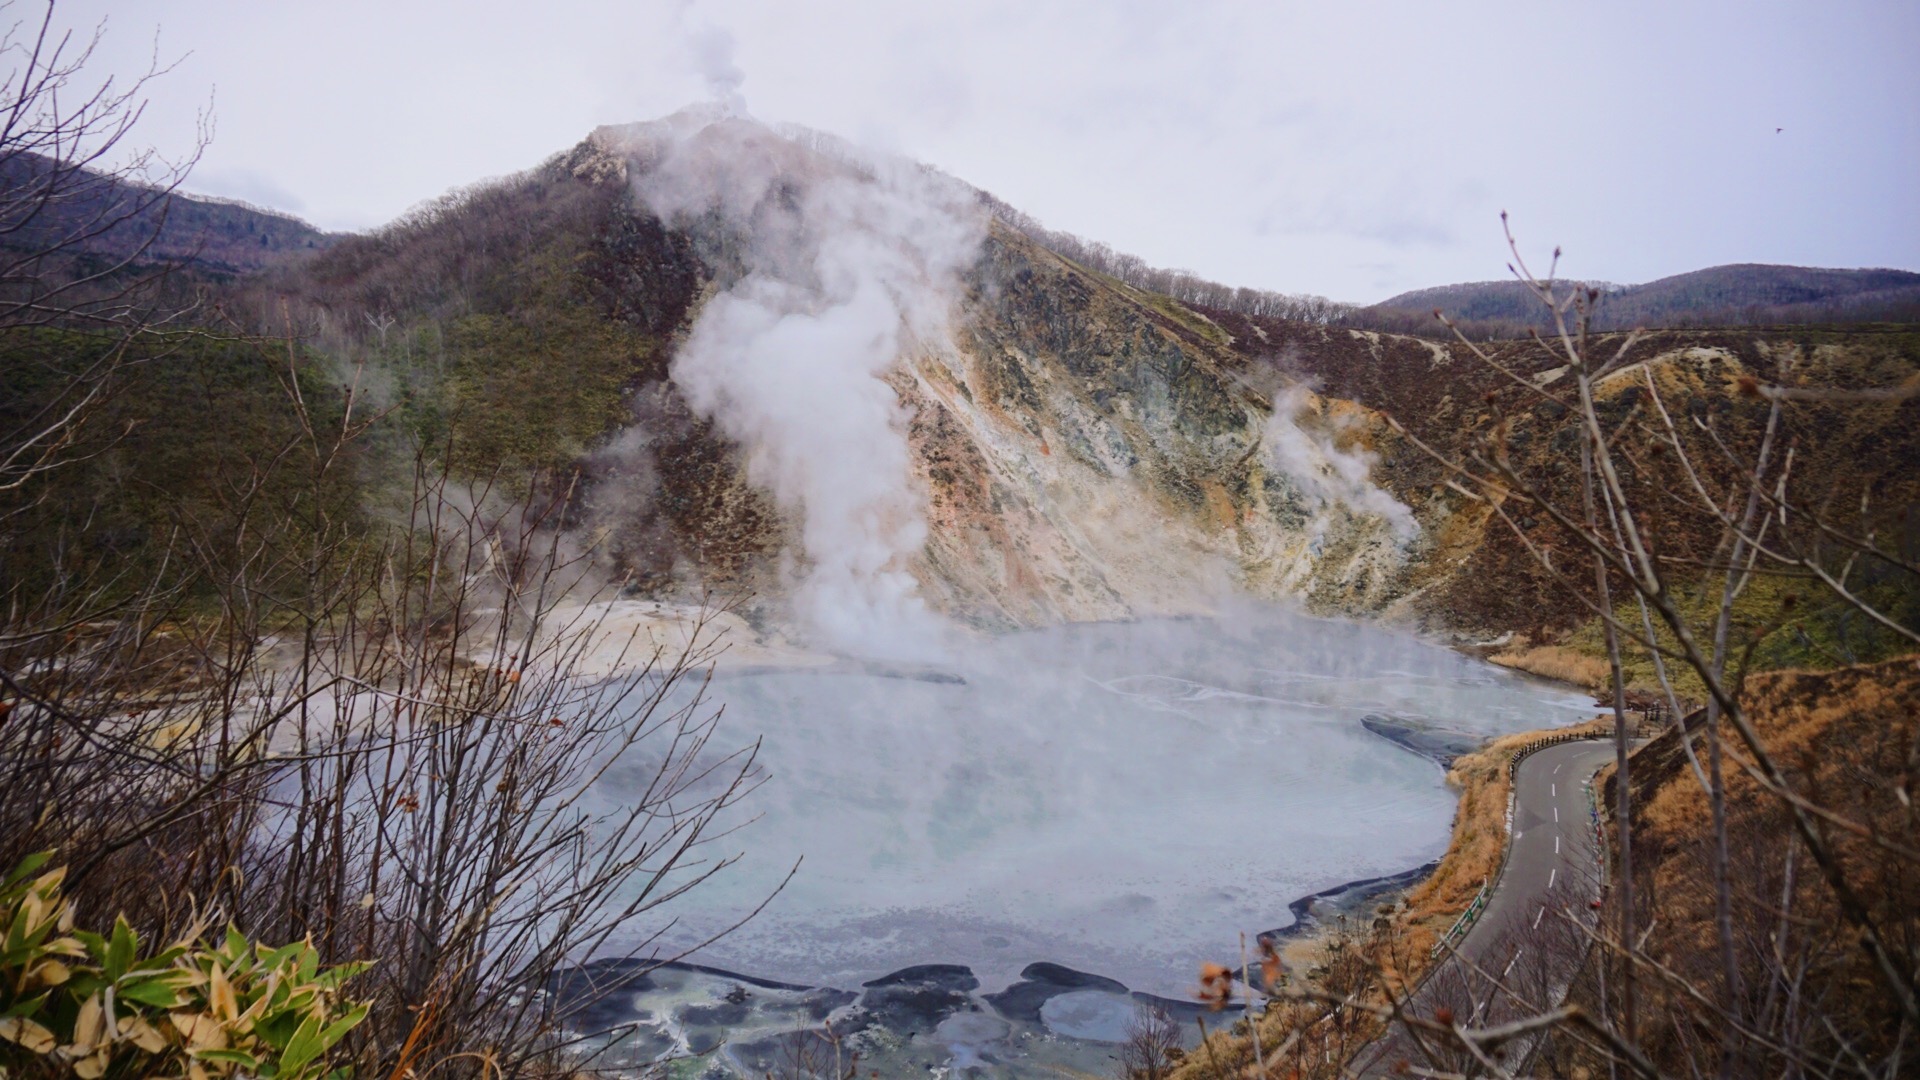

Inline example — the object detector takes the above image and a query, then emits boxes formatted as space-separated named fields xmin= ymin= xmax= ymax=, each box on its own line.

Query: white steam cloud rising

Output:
xmin=1264 ymin=385 xmax=1418 ymax=546
xmin=628 ymin=112 xmax=985 ymax=659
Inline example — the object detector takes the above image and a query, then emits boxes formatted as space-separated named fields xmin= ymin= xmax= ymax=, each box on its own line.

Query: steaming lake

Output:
xmin=608 ymin=608 xmax=1591 ymax=997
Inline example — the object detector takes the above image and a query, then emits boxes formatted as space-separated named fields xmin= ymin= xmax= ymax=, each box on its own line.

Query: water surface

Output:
xmin=605 ymin=608 xmax=1591 ymax=997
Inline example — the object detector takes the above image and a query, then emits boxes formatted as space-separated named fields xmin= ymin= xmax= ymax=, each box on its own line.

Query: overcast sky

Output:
xmin=46 ymin=0 xmax=1920 ymax=302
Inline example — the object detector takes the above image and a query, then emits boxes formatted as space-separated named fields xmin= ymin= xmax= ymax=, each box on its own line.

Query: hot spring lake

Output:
xmin=598 ymin=608 xmax=1593 ymax=998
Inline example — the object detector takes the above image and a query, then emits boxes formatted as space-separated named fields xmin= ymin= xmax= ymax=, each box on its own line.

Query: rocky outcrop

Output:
xmin=897 ymin=224 xmax=1421 ymax=629
xmin=564 ymin=121 xmax=1432 ymax=635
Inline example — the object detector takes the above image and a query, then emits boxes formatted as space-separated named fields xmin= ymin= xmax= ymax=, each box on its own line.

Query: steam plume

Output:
xmin=625 ymin=113 xmax=985 ymax=658
xmin=688 ymin=26 xmax=746 ymax=115
xmin=1264 ymin=385 xmax=1418 ymax=546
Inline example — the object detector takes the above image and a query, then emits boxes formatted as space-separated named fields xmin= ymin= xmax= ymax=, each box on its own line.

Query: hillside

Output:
xmin=1587 ymin=657 xmax=1920 ymax=1075
xmin=8 ymin=113 xmax=1917 ymax=661
xmin=0 ymin=151 xmax=339 ymax=279
xmin=237 ymin=120 xmax=1420 ymax=638
xmin=231 ymin=116 xmax=1914 ymax=657
xmin=1355 ymin=263 xmax=1920 ymax=337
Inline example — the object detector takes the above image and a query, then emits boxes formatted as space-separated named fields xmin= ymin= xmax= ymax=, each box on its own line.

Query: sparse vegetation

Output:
xmin=1335 ymin=220 xmax=1920 ymax=1076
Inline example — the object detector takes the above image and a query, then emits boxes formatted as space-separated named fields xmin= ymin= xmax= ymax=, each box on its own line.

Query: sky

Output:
xmin=40 ymin=0 xmax=1920 ymax=302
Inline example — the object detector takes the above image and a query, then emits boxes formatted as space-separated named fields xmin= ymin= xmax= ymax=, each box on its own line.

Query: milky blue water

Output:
xmin=606 ymin=608 xmax=1592 ymax=997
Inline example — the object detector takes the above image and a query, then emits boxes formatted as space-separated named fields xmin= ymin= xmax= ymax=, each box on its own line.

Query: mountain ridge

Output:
xmin=1357 ymin=262 xmax=1920 ymax=337
xmin=7 ymin=116 xmax=1917 ymax=651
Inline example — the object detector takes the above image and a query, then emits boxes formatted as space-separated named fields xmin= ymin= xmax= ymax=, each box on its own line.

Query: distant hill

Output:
xmin=1351 ymin=264 xmax=1920 ymax=337
xmin=0 ymin=152 xmax=339 ymax=279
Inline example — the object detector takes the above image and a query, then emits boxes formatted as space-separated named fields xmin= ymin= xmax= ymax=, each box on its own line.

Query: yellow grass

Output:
xmin=1487 ymin=642 xmax=1611 ymax=691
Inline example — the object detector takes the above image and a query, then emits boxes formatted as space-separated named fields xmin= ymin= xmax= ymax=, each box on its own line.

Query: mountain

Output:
xmin=1354 ymin=263 xmax=1920 ymax=337
xmin=0 ymin=151 xmax=339 ymax=279
xmin=9 ymin=113 xmax=1918 ymax=654
xmin=211 ymin=115 xmax=1913 ymax=649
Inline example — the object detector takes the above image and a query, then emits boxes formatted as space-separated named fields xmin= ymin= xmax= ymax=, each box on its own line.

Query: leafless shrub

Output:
xmin=760 ymin=1023 xmax=859 ymax=1080
xmin=0 ymin=0 xmax=209 ymax=502
xmin=0 ymin=340 xmax=774 ymax=1079
xmin=1353 ymin=216 xmax=1920 ymax=1078
xmin=1119 ymin=1005 xmax=1183 ymax=1080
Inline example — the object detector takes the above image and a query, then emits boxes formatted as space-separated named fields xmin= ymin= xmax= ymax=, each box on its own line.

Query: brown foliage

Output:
xmin=1617 ymin=657 xmax=1920 ymax=1074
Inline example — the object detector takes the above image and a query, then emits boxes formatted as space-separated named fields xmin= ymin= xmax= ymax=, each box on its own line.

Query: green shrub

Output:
xmin=0 ymin=853 xmax=369 ymax=1080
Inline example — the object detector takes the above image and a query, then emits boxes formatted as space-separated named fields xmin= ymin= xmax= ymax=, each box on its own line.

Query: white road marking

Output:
xmin=1548 ymin=867 xmax=1557 ymax=888
xmin=1502 ymin=948 xmax=1525 ymax=978
xmin=1551 ymin=782 xmax=1557 ymax=796
xmin=1555 ymin=836 xmax=1561 ymax=854
xmin=1554 ymin=763 xmax=1562 ymax=775
xmin=1533 ymin=906 xmax=1546 ymax=929
xmin=1554 ymin=806 xmax=1559 ymax=822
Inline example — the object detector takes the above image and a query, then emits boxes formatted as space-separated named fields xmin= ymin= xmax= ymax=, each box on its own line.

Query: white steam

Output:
xmin=687 ymin=25 xmax=746 ymax=115
xmin=626 ymin=113 xmax=985 ymax=659
xmin=1264 ymin=385 xmax=1419 ymax=546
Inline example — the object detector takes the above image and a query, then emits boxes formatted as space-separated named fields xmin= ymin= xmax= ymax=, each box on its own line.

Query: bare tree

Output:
xmin=1350 ymin=215 xmax=1920 ymax=1078
xmin=1120 ymin=1005 xmax=1184 ymax=1080
xmin=2 ymin=303 xmax=777 ymax=1078
xmin=0 ymin=0 xmax=208 ymax=500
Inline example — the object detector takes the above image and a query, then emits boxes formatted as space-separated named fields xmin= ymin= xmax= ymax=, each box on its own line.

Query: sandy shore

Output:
xmin=503 ymin=599 xmax=838 ymax=678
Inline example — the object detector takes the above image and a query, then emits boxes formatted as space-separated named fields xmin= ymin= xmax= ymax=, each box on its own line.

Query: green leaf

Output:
xmin=5 ymin=901 xmax=31 ymax=955
xmin=311 ymin=961 xmax=369 ymax=990
xmin=117 ymin=974 xmax=190 ymax=1008
xmin=129 ymin=942 xmax=189 ymax=972
xmin=223 ymin=925 xmax=248 ymax=960
xmin=278 ymin=1011 xmax=326 ymax=1074
xmin=3 ymin=991 xmax=49 ymax=1019
xmin=259 ymin=942 xmax=302 ymax=971
xmin=105 ymin=916 xmax=136 ymax=980
xmin=255 ymin=1009 xmax=302 ymax=1050
xmin=195 ymin=1047 xmax=264 ymax=1069
xmin=1 ymin=852 xmax=54 ymax=892
xmin=315 ymin=1001 xmax=368 ymax=1050
xmin=73 ymin=929 xmax=106 ymax=961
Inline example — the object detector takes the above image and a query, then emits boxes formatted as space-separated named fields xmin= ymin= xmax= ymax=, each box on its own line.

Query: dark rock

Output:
xmin=985 ymin=962 xmax=1129 ymax=1024
xmin=731 ymin=1029 xmax=842 ymax=1075
xmin=856 ymin=965 xmax=980 ymax=1034
xmin=659 ymin=959 xmax=812 ymax=991
xmin=597 ymin=1023 xmax=678 ymax=1067
xmin=763 ymin=987 xmax=857 ymax=1021
xmin=686 ymin=1029 xmax=724 ymax=1055
xmin=551 ymin=956 xmax=657 ymax=998
xmin=1020 ymin=962 xmax=1129 ymax=993
xmin=547 ymin=958 xmax=658 ymax=1034
xmin=861 ymin=964 xmax=979 ymax=992
xmin=677 ymin=998 xmax=751 ymax=1027
xmin=1361 ymin=713 xmax=1482 ymax=767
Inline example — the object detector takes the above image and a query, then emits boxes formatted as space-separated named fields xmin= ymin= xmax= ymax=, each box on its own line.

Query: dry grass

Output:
xmin=1488 ymin=642 xmax=1612 ymax=690
xmin=1603 ymin=655 xmax=1920 ymax=1074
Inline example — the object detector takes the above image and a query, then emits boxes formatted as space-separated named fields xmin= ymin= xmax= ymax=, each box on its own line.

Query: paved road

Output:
xmin=1352 ymin=739 xmax=1617 ymax=1076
